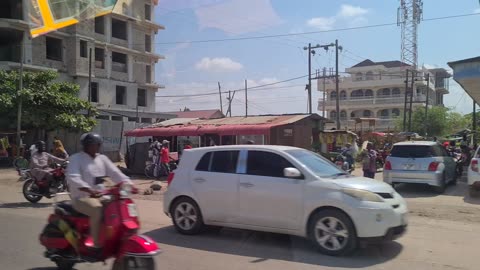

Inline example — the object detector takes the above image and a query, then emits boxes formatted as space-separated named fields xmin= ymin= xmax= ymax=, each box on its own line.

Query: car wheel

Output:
xmin=308 ymin=209 xmax=357 ymax=256
xmin=171 ymin=197 xmax=204 ymax=235
xmin=433 ymin=173 xmax=446 ymax=194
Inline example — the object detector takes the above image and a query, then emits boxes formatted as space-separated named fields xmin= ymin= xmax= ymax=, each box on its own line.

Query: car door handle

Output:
xmin=240 ymin=182 xmax=254 ymax=188
xmin=194 ymin=178 xmax=206 ymax=183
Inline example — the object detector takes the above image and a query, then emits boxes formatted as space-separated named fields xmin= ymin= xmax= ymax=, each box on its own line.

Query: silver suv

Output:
xmin=383 ymin=141 xmax=456 ymax=193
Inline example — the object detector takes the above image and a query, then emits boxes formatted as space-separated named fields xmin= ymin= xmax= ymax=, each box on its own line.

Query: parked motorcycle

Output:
xmin=39 ymin=181 xmax=160 ymax=270
xmin=22 ymin=162 xmax=69 ymax=203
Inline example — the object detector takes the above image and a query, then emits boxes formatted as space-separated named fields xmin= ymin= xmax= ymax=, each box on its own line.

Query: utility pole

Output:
xmin=335 ymin=39 xmax=340 ymax=130
xmin=88 ymin=47 xmax=93 ymax=116
xmin=403 ymin=69 xmax=410 ymax=132
xmin=424 ymin=72 xmax=430 ymax=136
xmin=304 ymin=43 xmax=325 ymax=114
xmin=408 ymin=70 xmax=415 ymax=131
xmin=16 ymin=38 xmax=24 ymax=156
xmin=473 ymin=101 xmax=477 ymax=146
xmin=322 ymin=68 xmax=327 ymax=117
xmin=226 ymin=91 xmax=236 ymax=117
xmin=218 ymin=82 xmax=223 ymax=114
xmin=244 ymin=80 xmax=248 ymax=117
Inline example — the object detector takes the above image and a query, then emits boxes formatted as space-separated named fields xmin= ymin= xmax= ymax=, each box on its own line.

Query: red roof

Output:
xmin=163 ymin=109 xmax=224 ymax=119
xmin=125 ymin=114 xmax=323 ymax=137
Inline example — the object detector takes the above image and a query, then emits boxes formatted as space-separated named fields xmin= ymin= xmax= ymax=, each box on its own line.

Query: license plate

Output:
xmin=127 ymin=204 xmax=138 ymax=217
xmin=403 ymin=164 xmax=414 ymax=170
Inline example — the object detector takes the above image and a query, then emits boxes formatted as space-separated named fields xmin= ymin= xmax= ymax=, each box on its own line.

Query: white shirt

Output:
xmin=66 ymin=151 xmax=132 ymax=200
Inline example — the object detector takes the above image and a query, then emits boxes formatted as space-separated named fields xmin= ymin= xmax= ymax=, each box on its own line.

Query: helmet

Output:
xmin=35 ymin=141 xmax=46 ymax=152
xmin=80 ymin=132 xmax=103 ymax=147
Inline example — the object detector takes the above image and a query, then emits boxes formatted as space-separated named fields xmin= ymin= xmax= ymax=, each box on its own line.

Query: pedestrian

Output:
xmin=53 ymin=139 xmax=69 ymax=159
xmin=160 ymin=140 xmax=170 ymax=176
xmin=433 ymin=136 xmax=437 ymax=143
xmin=359 ymin=142 xmax=377 ymax=179
xmin=183 ymin=140 xmax=192 ymax=150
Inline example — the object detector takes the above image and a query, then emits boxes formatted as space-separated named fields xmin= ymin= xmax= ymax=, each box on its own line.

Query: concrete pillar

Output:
xmin=106 ymin=16 xmax=112 ymax=44
xmin=127 ymin=21 xmax=133 ymax=49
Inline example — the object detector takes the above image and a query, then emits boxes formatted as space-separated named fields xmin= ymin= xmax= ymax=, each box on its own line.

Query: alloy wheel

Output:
xmin=314 ymin=216 xmax=349 ymax=251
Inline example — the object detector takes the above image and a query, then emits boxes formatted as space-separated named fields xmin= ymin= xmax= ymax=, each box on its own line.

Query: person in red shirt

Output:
xmin=160 ymin=140 xmax=170 ymax=175
xmin=183 ymin=140 xmax=192 ymax=150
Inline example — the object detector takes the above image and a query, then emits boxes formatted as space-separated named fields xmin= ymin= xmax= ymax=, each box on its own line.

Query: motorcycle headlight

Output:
xmin=342 ymin=188 xmax=384 ymax=202
xmin=120 ymin=183 xmax=132 ymax=198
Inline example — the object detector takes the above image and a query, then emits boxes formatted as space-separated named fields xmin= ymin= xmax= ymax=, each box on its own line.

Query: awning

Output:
xmin=125 ymin=124 xmax=272 ymax=137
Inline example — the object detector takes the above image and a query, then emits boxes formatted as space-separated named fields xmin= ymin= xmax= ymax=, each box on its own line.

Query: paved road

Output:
xmin=1 ymin=170 xmax=480 ymax=270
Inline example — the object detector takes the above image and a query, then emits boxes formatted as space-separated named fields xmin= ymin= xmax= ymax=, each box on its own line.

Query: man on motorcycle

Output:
xmin=66 ymin=133 xmax=132 ymax=255
xmin=341 ymin=143 xmax=355 ymax=170
xmin=30 ymin=141 xmax=66 ymax=193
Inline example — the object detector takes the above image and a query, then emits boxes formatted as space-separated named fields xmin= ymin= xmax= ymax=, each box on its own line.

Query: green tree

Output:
xmin=0 ymin=70 xmax=97 ymax=134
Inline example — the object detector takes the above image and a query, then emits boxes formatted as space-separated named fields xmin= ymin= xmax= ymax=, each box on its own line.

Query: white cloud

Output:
xmin=307 ymin=4 xmax=369 ymax=30
xmin=474 ymin=8 xmax=480 ymax=14
xmin=195 ymin=57 xmax=244 ymax=72
xmin=307 ymin=17 xmax=336 ymax=31
xmin=338 ymin=4 xmax=369 ymax=18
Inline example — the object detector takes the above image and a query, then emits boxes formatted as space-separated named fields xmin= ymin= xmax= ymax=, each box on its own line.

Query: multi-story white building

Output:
xmin=0 ymin=0 xmax=169 ymax=124
xmin=318 ymin=59 xmax=450 ymax=132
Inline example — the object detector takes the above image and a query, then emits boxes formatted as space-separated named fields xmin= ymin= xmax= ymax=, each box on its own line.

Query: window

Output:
xmin=145 ymin=4 xmax=151 ymax=21
xmin=211 ymin=151 xmax=239 ymax=173
xmin=365 ymin=71 xmax=374 ymax=80
xmin=390 ymin=145 xmax=433 ymax=158
xmin=128 ymin=117 xmax=138 ymax=122
xmin=340 ymin=90 xmax=346 ymax=100
xmin=330 ymin=91 xmax=337 ymax=100
xmin=90 ymin=82 xmax=99 ymax=103
xmin=80 ymin=40 xmax=87 ymax=58
xmin=146 ymin=65 xmax=152 ymax=83
xmin=392 ymin=109 xmax=400 ymax=117
xmin=112 ymin=116 xmax=123 ymax=121
xmin=46 ymin=37 xmax=62 ymax=61
xmin=330 ymin=111 xmax=337 ymax=119
xmin=112 ymin=51 xmax=127 ymax=72
xmin=111 ymin=18 xmax=127 ymax=40
xmin=141 ymin=118 xmax=152 ymax=124
xmin=196 ymin=152 xmax=212 ymax=171
xmin=363 ymin=110 xmax=372 ymax=117
xmin=364 ymin=89 xmax=373 ymax=97
xmin=392 ymin=88 xmax=401 ymax=96
xmin=145 ymin=34 xmax=151 ymax=52
xmin=432 ymin=145 xmax=447 ymax=157
xmin=137 ymin=88 xmax=146 ymax=107
xmin=116 ymin=85 xmax=126 ymax=105
xmin=95 ymin=48 xmax=105 ymax=69
xmin=351 ymin=89 xmax=364 ymax=98
xmin=95 ymin=16 xmax=105 ymax=34
xmin=247 ymin=151 xmax=295 ymax=178
xmin=285 ymin=149 xmax=341 ymax=178
xmin=355 ymin=72 xmax=363 ymax=81
xmin=97 ymin=115 xmax=109 ymax=120
xmin=340 ymin=110 xmax=347 ymax=119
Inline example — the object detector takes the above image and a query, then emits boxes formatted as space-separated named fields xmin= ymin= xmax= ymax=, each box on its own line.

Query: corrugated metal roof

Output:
xmin=147 ymin=118 xmax=199 ymax=128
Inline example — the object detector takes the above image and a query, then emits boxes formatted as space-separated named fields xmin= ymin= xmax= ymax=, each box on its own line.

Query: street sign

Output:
xmin=28 ymin=0 xmax=118 ymax=38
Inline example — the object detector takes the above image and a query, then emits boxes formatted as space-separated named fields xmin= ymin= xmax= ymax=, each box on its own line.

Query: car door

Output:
xmin=237 ymin=150 xmax=304 ymax=230
xmin=190 ymin=150 xmax=240 ymax=223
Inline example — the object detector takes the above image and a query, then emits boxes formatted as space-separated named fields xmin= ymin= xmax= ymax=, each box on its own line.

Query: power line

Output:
xmin=151 ymin=12 xmax=480 ymax=45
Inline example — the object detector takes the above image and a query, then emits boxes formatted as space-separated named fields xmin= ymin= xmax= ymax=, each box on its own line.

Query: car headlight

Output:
xmin=342 ymin=188 xmax=384 ymax=202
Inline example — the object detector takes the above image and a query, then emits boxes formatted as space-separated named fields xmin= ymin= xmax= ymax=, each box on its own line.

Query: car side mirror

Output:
xmin=284 ymin=167 xmax=302 ymax=179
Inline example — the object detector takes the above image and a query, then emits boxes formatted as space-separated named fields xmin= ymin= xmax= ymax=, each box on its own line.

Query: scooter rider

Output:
xmin=30 ymin=141 xmax=66 ymax=193
xmin=66 ymin=132 xmax=132 ymax=255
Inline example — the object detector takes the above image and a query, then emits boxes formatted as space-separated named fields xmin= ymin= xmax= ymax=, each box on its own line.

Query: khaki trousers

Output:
xmin=72 ymin=198 xmax=103 ymax=247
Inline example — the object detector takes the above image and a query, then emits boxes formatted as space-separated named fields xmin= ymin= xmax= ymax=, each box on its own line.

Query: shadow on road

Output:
xmin=0 ymin=201 xmax=51 ymax=209
xmin=394 ymin=182 xmax=464 ymax=198
xmin=145 ymin=226 xmax=403 ymax=268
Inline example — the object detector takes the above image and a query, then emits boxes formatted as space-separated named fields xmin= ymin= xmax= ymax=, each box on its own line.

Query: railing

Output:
xmin=322 ymin=94 xmax=432 ymax=107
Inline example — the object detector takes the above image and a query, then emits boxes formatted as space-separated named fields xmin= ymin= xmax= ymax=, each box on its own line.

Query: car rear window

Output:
xmin=390 ymin=145 xmax=434 ymax=158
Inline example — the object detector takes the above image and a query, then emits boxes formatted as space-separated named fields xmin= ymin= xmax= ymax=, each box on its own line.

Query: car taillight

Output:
xmin=428 ymin=162 xmax=440 ymax=171
xmin=167 ymin=172 xmax=175 ymax=186
xmin=384 ymin=161 xmax=392 ymax=170
xmin=471 ymin=159 xmax=479 ymax=172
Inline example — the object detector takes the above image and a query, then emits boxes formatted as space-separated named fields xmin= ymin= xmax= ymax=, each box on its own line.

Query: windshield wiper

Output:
xmin=328 ymin=172 xmax=350 ymax=178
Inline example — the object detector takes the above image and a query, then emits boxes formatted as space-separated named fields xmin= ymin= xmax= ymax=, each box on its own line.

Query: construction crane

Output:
xmin=397 ymin=0 xmax=423 ymax=69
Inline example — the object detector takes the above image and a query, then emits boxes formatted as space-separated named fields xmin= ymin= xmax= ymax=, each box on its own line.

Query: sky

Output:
xmin=152 ymin=0 xmax=480 ymax=116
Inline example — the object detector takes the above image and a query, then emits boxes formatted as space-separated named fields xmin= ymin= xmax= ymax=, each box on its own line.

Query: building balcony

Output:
xmin=326 ymin=118 xmax=399 ymax=132
xmin=318 ymin=75 xmax=429 ymax=91
xmin=320 ymin=94 xmax=434 ymax=108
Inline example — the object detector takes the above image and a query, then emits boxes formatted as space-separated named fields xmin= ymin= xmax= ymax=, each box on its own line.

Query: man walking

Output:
xmin=360 ymin=142 xmax=377 ymax=179
xmin=160 ymin=140 xmax=170 ymax=176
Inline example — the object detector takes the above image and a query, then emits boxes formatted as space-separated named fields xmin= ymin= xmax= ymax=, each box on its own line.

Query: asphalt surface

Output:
xmin=1 ymin=168 xmax=480 ymax=270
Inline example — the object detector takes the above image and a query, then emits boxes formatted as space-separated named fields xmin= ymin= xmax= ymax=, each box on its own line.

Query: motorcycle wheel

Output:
xmin=112 ymin=257 xmax=155 ymax=270
xmin=55 ymin=259 xmax=75 ymax=270
xmin=23 ymin=179 xmax=43 ymax=203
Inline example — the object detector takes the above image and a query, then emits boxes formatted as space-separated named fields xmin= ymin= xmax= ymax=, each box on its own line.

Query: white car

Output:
xmin=468 ymin=146 xmax=480 ymax=195
xmin=164 ymin=145 xmax=408 ymax=256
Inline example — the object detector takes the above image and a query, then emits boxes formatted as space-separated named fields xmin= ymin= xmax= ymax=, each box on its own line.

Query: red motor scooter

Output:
xmin=39 ymin=181 xmax=160 ymax=270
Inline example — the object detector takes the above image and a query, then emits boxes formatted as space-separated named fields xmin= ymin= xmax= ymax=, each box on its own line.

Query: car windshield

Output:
xmin=285 ymin=149 xmax=346 ymax=178
xmin=390 ymin=145 xmax=433 ymax=158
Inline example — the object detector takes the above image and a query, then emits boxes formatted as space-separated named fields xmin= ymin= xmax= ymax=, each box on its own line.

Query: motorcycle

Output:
xmin=39 ymin=181 xmax=160 ymax=270
xmin=22 ymin=162 xmax=69 ymax=203
xmin=334 ymin=154 xmax=354 ymax=173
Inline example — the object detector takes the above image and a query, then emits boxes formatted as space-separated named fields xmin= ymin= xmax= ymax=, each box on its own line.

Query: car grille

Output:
xmin=376 ymin=192 xmax=394 ymax=199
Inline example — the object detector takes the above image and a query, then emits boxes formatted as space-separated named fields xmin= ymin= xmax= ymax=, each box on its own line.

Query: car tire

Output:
xmin=433 ymin=173 xmax=446 ymax=194
xmin=308 ymin=209 xmax=357 ymax=256
xmin=171 ymin=197 xmax=204 ymax=235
